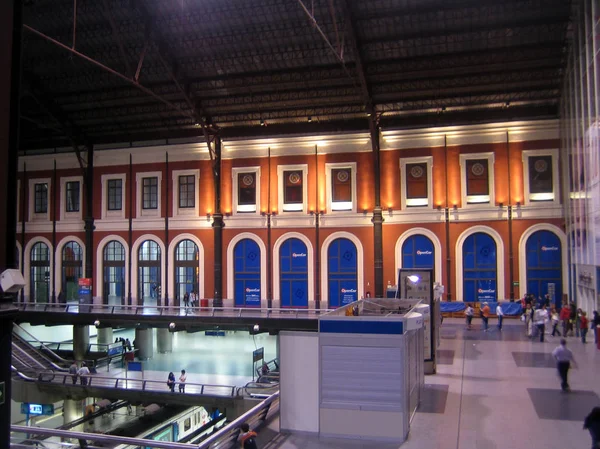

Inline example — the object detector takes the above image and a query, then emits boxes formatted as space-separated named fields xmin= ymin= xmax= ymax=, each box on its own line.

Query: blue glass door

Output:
xmin=526 ymin=230 xmax=562 ymax=307
xmin=402 ymin=235 xmax=435 ymax=273
xmin=234 ymin=239 xmax=261 ymax=307
xmin=463 ymin=233 xmax=497 ymax=302
xmin=279 ymin=238 xmax=309 ymax=307
xmin=328 ymin=238 xmax=358 ymax=307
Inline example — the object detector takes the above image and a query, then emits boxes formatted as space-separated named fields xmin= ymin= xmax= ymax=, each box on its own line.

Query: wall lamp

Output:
xmin=225 ymin=212 xmax=231 ymax=217
xmin=363 ymin=209 xmax=368 ymax=215
xmin=206 ymin=213 xmax=212 ymax=222
xmin=453 ymin=204 xmax=458 ymax=211
xmin=499 ymin=202 xmax=504 ymax=208
xmin=437 ymin=205 xmax=442 ymax=211
xmin=516 ymin=201 xmax=521 ymax=207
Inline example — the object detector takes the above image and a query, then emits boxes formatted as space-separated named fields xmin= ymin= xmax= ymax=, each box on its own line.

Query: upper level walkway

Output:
xmin=13 ymin=302 xmax=327 ymax=332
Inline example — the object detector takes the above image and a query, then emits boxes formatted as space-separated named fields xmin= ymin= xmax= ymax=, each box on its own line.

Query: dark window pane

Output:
xmin=466 ymin=159 xmax=489 ymax=196
xmin=238 ymin=173 xmax=256 ymax=206
xmin=405 ymin=163 xmax=428 ymax=200
xmin=34 ymin=183 xmax=48 ymax=214
xmin=284 ymin=170 xmax=303 ymax=204
xmin=178 ymin=175 xmax=195 ymax=208
xmin=332 ymin=168 xmax=352 ymax=203
xmin=528 ymin=156 xmax=553 ymax=195
xmin=66 ymin=181 xmax=80 ymax=212
xmin=107 ymin=179 xmax=122 ymax=211
xmin=143 ymin=177 xmax=158 ymax=210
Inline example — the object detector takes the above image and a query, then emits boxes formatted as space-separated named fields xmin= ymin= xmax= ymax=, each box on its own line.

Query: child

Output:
xmin=465 ymin=303 xmax=474 ymax=330
xmin=240 ymin=422 xmax=258 ymax=449
xmin=580 ymin=311 xmax=589 ymax=343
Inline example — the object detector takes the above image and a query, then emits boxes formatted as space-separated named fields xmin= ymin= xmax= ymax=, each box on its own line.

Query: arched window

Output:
xmin=463 ymin=233 xmax=497 ymax=302
xmin=138 ymin=240 xmax=161 ymax=306
xmin=402 ymin=235 xmax=435 ymax=274
xmin=279 ymin=238 xmax=308 ymax=308
xmin=175 ymin=239 xmax=199 ymax=306
xmin=30 ymin=242 xmax=50 ymax=303
xmin=233 ymin=239 xmax=261 ymax=307
xmin=62 ymin=241 xmax=83 ymax=303
xmin=327 ymin=238 xmax=357 ymax=308
xmin=526 ymin=230 xmax=562 ymax=307
xmin=103 ymin=241 xmax=125 ymax=305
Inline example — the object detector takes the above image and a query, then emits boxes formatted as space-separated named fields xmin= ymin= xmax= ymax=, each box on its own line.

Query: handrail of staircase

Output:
xmin=13 ymin=323 xmax=71 ymax=368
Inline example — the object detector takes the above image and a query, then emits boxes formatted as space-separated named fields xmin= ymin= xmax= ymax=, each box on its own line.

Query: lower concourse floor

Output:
xmin=257 ymin=317 xmax=600 ymax=449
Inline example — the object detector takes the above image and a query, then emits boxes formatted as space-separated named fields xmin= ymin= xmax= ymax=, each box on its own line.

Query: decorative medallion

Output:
xmin=471 ymin=162 xmax=485 ymax=176
xmin=410 ymin=165 xmax=424 ymax=178
xmin=534 ymin=159 xmax=548 ymax=173
xmin=242 ymin=174 xmax=254 ymax=186
xmin=336 ymin=170 xmax=349 ymax=182
xmin=288 ymin=172 xmax=301 ymax=184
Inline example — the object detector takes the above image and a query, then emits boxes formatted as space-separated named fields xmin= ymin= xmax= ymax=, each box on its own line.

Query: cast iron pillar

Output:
xmin=212 ymin=135 xmax=224 ymax=307
xmin=0 ymin=0 xmax=22 ymax=446
xmin=84 ymin=145 xmax=94 ymax=280
xmin=370 ymin=119 xmax=384 ymax=298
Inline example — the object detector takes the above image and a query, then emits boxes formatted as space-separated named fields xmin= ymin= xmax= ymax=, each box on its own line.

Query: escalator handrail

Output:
xmin=11 ymin=343 xmax=50 ymax=371
xmin=13 ymin=323 xmax=72 ymax=367
xmin=12 ymin=337 xmax=69 ymax=372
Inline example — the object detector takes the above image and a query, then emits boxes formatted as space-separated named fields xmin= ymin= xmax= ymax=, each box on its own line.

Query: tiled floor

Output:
xmin=256 ymin=318 xmax=600 ymax=449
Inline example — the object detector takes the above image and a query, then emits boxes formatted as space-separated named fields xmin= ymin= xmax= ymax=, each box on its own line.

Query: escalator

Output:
xmin=11 ymin=324 xmax=69 ymax=379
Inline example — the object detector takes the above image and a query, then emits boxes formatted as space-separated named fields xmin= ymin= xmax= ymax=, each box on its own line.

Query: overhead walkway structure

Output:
xmin=13 ymin=303 xmax=327 ymax=332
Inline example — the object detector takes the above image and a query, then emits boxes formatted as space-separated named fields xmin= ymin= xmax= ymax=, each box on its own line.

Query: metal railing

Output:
xmin=10 ymin=391 xmax=279 ymax=449
xmin=15 ymin=301 xmax=330 ymax=318
xmin=17 ymin=369 xmax=239 ymax=396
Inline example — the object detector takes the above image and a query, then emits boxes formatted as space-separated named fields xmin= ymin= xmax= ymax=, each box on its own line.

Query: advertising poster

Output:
xmin=476 ymin=281 xmax=496 ymax=302
xmin=244 ymin=285 xmax=261 ymax=306
xmin=78 ymin=278 xmax=92 ymax=312
xmin=340 ymin=284 xmax=358 ymax=306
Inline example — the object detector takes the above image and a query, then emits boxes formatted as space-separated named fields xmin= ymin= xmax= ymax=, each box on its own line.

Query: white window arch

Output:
xmin=518 ymin=224 xmax=567 ymax=300
xmin=395 ymin=228 xmax=443 ymax=285
xmin=131 ymin=234 xmax=166 ymax=306
xmin=167 ymin=233 xmax=205 ymax=304
xmin=24 ymin=236 xmax=53 ymax=302
xmin=320 ymin=231 xmax=364 ymax=307
xmin=272 ymin=232 xmax=315 ymax=308
xmin=226 ymin=233 xmax=267 ymax=305
xmin=455 ymin=226 xmax=505 ymax=302
xmin=55 ymin=235 xmax=86 ymax=297
xmin=95 ymin=235 xmax=130 ymax=303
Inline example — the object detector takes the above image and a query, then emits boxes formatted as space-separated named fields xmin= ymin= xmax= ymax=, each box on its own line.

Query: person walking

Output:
xmin=583 ymin=407 xmax=600 ymax=449
xmin=576 ymin=308 xmax=583 ymax=338
xmin=552 ymin=338 xmax=577 ymax=392
xmin=496 ymin=303 xmax=504 ymax=331
xmin=239 ymin=422 xmax=258 ymax=449
xmin=78 ymin=362 xmax=90 ymax=386
xmin=560 ymin=303 xmax=570 ymax=337
xmin=179 ymin=369 xmax=187 ymax=393
xmin=481 ymin=302 xmax=490 ymax=332
xmin=167 ymin=372 xmax=176 ymax=392
xmin=535 ymin=304 xmax=549 ymax=342
xmin=593 ymin=311 xmax=600 ymax=344
xmin=465 ymin=303 xmax=474 ymax=330
xmin=550 ymin=307 xmax=561 ymax=337
xmin=183 ymin=292 xmax=190 ymax=309
xmin=580 ymin=311 xmax=589 ymax=344
xmin=69 ymin=362 xmax=78 ymax=385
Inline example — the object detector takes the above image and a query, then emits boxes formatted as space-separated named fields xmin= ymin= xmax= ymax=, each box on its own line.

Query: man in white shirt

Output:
xmin=77 ymin=362 xmax=91 ymax=386
xmin=534 ymin=304 xmax=549 ymax=342
xmin=552 ymin=339 xmax=577 ymax=391
xmin=496 ymin=303 xmax=505 ymax=331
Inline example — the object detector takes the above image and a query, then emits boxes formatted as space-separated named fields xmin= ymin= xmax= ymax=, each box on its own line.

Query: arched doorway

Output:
xmin=138 ymin=240 xmax=161 ymax=307
xmin=234 ymin=238 xmax=261 ymax=307
xmin=62 ymin=241 xmax=82 ymax=303
xmin=279 ymin=238 xmax=308 ymax=308
xmin=463 ymin=232 xmax=497 ymax=302
xmin=328 ymin=238 xmax=357 ymax=308
xmin=103 ymin=241 xmax=125 ymax=305
xmin=30 ymin=242 xmax=50 ymax=303
xmin=526 ymin=230 xmax=563 ymax=307
xmin=401 ymin=235 xmax=435 ymax=274
xmin=175 ymin=239 xmax=199 ymax=306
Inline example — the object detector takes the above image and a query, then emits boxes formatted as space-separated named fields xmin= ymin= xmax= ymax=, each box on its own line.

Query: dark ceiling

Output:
xmin=18 ymin=0 xmax=572 ymax=152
